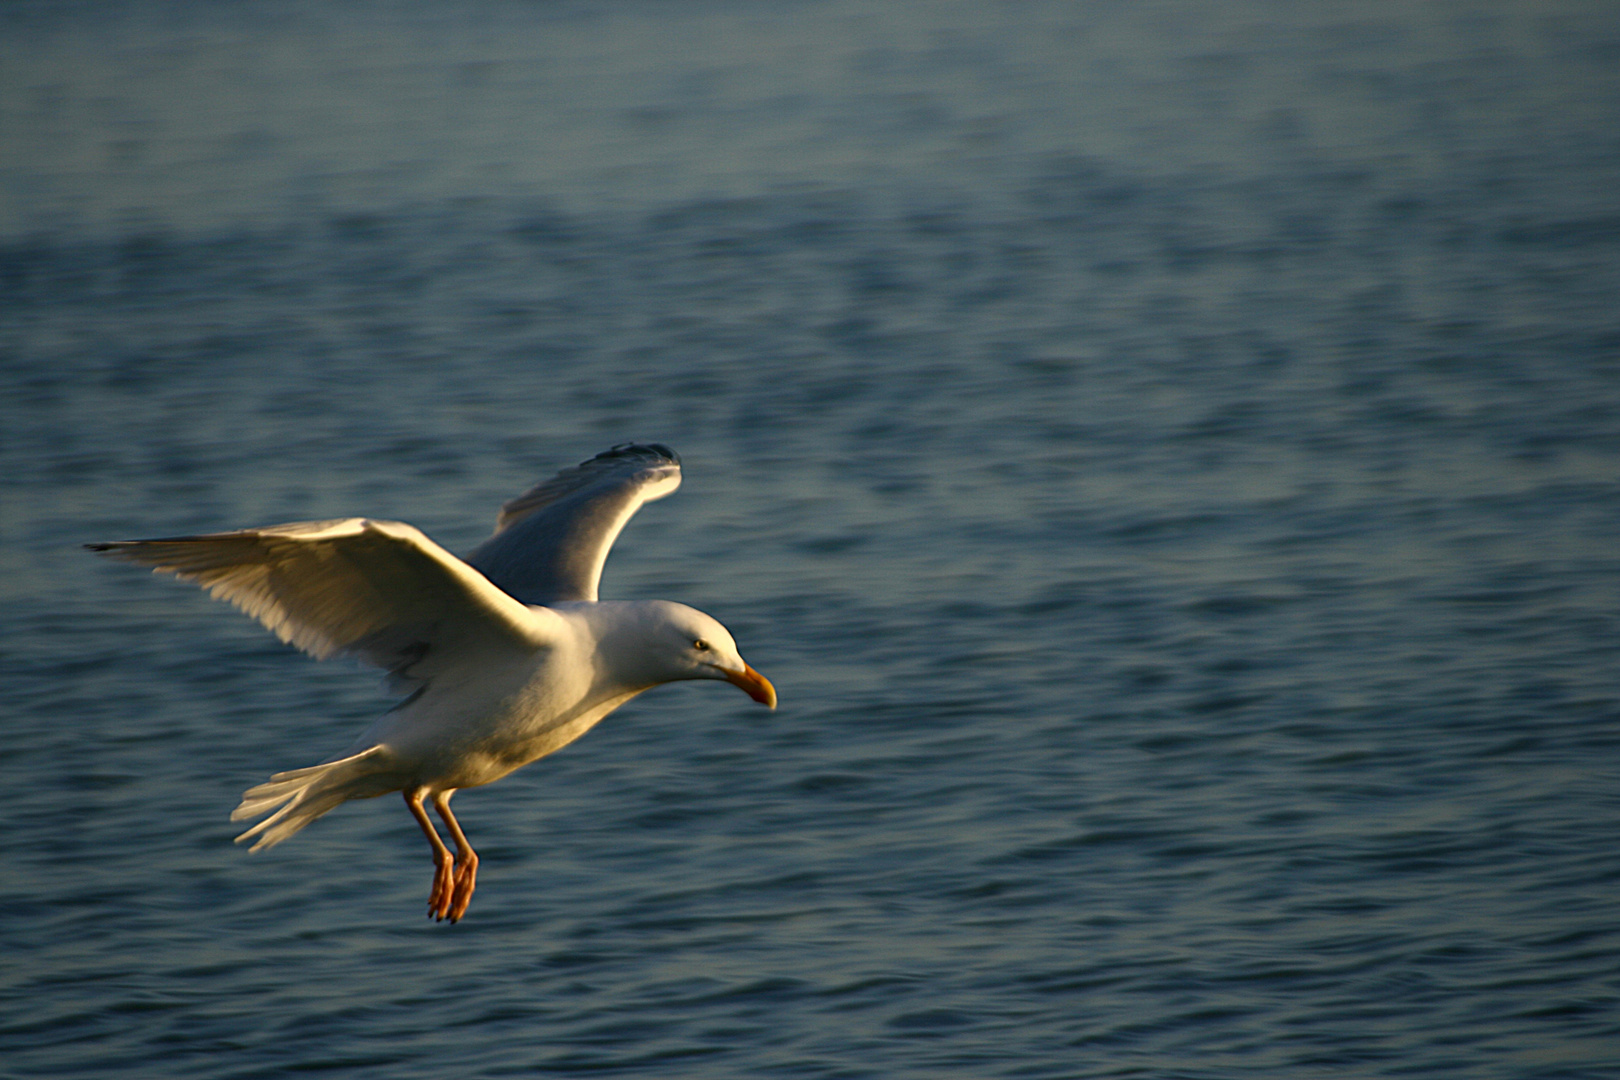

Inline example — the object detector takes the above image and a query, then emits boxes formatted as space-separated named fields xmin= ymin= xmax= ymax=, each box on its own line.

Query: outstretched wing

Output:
xmin=466 ymin=443 xmax=682 ymax=604
xmin=88 ymin=518 xmax=548 ymax=690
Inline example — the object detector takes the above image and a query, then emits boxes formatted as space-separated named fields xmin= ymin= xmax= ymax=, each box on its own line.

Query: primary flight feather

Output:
xmin=88 ymin=444 xmax=775 ymax=922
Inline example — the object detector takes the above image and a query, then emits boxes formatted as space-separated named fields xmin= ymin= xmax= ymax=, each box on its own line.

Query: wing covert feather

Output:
xmin=88 ymin=518 xmax=546 ymax=687
xmin=466 ymin=443 xmax=681 ymax=604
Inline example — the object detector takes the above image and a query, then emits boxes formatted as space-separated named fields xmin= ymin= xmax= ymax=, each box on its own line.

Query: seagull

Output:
xmin=88 ymin=444 xmax=775 ymax=922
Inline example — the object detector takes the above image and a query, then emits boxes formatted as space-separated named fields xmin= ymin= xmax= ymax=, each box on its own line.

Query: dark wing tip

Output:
xmin=86 ymin=540 xmax=150 ymax=553
xmin=85 ymin=535 xmax=211 ymax=552
xmin=486 ymin=443 xmax=682 ymax=540
xmin=597 ymin=442 xmax=680 ymax=467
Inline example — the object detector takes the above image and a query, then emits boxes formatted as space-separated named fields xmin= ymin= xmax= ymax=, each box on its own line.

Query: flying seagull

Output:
xmin=88 ymin=444 xmax=775 ymax=922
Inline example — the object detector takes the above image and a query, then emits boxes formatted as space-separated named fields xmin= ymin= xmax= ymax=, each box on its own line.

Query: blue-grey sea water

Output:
xmin=4 ymin=2 xmax=1620 ymax=1077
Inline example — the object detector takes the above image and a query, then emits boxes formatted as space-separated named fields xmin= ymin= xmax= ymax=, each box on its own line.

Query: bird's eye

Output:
xmin=693 ymin=639 xmax=710 ymax=651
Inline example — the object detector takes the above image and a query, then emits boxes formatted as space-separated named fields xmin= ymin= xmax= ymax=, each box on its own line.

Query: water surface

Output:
xmin=4 ymin=2 xmax=1619 ymax=1077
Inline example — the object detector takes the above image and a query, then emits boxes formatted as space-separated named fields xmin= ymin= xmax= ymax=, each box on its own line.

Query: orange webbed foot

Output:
xmin=428 ymin=855 xmax=455 ymax=921
xmin=446 ymin=853 xmax=479 ymax=923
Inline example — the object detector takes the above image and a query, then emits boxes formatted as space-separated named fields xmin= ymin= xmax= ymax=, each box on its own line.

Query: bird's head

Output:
xmin=626 ymin=601 xmax=776 ymax=708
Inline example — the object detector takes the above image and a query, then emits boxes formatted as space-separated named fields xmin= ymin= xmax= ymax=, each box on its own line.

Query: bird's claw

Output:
xmin=428 ymin=857 xmax=455 ymax=921
xmin=448 ymin=854 xmax=478 ymax=922
xmin=427 ymin=854 xmax=478 ymax=922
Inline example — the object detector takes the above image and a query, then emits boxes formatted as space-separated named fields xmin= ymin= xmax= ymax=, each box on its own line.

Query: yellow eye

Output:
xmin=693 ymin=639 xmax=710 ymax=651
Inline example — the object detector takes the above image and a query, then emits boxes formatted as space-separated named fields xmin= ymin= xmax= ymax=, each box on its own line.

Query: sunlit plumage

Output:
xmin=89 ymin=444 xmax=775 ymax=922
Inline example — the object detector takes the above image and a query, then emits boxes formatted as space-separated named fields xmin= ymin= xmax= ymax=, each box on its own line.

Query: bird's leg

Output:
xmin=404 ymin=788 xmax=456 ymax=921
xmin=433 ymin=790 xmax=479 ymax=923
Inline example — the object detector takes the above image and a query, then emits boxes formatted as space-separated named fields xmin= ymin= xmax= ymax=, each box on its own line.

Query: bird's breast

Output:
xmin=387 ymin=649 xmax=641 ymax=790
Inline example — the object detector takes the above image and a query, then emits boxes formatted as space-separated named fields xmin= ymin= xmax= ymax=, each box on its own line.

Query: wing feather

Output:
xmin=466 ymin=443 xmax=681 ymax=604
xmin=88 ymin=518 xmax=547 ymax=688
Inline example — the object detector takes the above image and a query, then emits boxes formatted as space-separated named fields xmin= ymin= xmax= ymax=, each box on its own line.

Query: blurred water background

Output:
xmin=4 ymin=2 xmax=1620 ymax=1077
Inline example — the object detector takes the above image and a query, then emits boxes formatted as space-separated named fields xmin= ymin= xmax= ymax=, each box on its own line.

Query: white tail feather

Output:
xmin=231 ymin=745 xmax=394 ymax=851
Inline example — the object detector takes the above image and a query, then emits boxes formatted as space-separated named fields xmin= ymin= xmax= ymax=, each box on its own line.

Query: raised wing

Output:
xmin=466 ymin=443 xmax=681 ymax=604
xmin=88 ymin=518 xmax=548 ymax=690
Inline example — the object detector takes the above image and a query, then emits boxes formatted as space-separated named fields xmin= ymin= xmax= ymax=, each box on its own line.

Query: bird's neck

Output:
xmin=548 ymin=599 xmax=677 ymax=693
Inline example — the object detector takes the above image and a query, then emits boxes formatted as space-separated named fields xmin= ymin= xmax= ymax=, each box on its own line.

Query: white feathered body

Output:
xmin=90 ymin=444 xmax=774 ymax=919
xmin=350 ymin=601 xmax=672 ymax=791
xmin=229 ymin=599 xmax=733 ymax=850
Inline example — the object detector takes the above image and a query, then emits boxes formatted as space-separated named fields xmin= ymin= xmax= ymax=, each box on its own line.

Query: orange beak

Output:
xmin=724 ymin=663 xmax=777 ymax=709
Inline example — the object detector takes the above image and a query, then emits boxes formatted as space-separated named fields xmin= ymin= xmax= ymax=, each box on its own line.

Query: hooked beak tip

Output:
xmin=725 ymin=662 xmax=777 ymax=709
